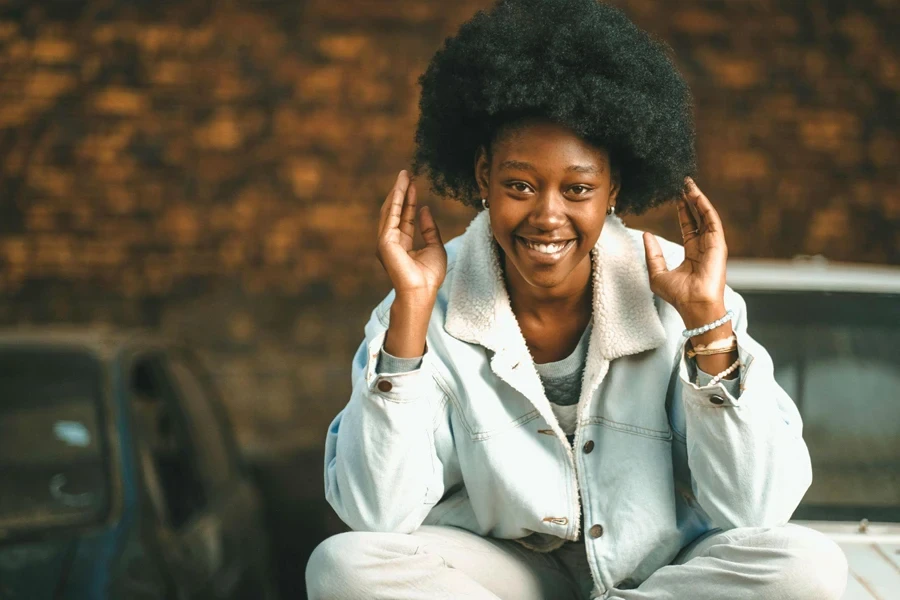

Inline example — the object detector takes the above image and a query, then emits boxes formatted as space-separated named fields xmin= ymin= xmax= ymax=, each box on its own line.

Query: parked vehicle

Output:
xmin=727 ymin=257 xmax=900 ymax=600
xmin=0 ymin=330 xmax=278 ymax=599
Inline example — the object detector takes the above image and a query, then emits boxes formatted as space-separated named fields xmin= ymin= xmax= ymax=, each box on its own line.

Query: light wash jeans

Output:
xmin=306 ymin=524 xmax=847 ymax=600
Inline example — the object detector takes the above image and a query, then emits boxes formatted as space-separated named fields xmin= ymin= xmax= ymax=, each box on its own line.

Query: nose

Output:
xmin=528 ymin=190 xmax=567 ymax=231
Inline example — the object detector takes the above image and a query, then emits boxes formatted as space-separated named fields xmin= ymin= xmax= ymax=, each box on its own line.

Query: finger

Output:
xmin=676 ymin=186 xmax=700 ymax=240
xmin=643 ymin=232 xmax=669 ymax=281
xmin=378 ymin=171 xmax=401 ymax=234
xmin=419 ymin=206 xmax=443 ymax=247
xmin=378 ymin=171 xmax=401 ymax=230
xmin=398 ymin=180 xmax=417 ymax=240
xmin=378 ymin=170 xmax=409 ymax=237
xmin=676 ymin=199 xmax=700 ymax=242
xmin=686 ymin=177 xmax=724 ymax=236
xmin=384 ymin=171 xmax=410 ymax=234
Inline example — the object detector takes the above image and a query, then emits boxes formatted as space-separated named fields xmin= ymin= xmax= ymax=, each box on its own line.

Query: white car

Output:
xmin=727 ymin=257 xmax=900 ymax=600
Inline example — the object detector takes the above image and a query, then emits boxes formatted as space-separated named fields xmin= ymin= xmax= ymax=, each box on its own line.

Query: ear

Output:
xmin=474 ymin=146 xmax=491 ymax=199
xmin=608 ymin=166 xmax=621 ymax=205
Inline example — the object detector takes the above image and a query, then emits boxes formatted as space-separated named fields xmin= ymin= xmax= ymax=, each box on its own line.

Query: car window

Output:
xmin=0 ymin=348 xmax=109 ymax=534
xmin=166 ymin=354 xmax=236 ymax=488
xmin=740 ymin=291 xmax=900 ymax=522
xmin=131 ymin=355 xmax=206 ymax=529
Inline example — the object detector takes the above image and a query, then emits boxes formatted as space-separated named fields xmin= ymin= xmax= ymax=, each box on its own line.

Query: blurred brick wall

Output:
xmin=0 ymin=0 xmax=897 ymax=453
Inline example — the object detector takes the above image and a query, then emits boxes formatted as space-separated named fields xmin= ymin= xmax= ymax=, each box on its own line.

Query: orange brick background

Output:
xmin=1 ymin=0 xmax=897 ymax=454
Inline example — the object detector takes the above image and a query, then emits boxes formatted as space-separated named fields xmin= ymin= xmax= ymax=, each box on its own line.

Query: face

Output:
xmin=475 ymin=119 xmax=619 ymax=295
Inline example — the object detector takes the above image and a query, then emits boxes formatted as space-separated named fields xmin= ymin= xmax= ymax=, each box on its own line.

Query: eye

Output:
xmin=568 ymin=185 xmax=593 ymax=197
xmin=508 ymin=181 xmax=533 ymax=194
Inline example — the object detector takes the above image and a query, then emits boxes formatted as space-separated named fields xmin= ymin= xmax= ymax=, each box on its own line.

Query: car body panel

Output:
xmin=799 ymin=521 xmax=900 ymax=600
xmin=0 ymin=329 xmax=276 ymax=599
xmin=728 ymin=260 xmax=900 ymax=600
xmin=726 ymin=257 xmax=900 ymax=294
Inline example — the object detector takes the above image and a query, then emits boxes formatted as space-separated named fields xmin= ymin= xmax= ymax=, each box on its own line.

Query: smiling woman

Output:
xmin=306 ymin=1 xmax=848 ymax=599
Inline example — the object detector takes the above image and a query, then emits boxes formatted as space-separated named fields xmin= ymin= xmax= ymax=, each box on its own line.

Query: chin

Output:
xmin=516 ymin=265 xmax=575 ymax=290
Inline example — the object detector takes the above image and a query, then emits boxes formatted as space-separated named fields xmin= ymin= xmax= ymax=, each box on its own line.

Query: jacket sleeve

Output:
xmin=324 ymin=292 xmax=451 ymax=533
xmin=676 ymin=285 xmax=812 ymax=530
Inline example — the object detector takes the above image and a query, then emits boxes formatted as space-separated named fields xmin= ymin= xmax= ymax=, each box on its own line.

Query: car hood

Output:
xmin=795 ymin=520 xmax=900 ymax=600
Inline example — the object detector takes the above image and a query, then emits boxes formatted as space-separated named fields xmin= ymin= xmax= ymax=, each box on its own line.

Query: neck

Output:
xmin=502 ymin=248 xmax=594 ymax=322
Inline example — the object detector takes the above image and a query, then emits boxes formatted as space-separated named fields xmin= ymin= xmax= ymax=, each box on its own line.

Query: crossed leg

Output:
xmin=306 ymin=524 xmax=847 ymax=600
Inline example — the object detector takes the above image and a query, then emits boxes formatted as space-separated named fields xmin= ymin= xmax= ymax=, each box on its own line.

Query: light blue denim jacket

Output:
xmin=324 ymin=211 xmax=812 ymax=595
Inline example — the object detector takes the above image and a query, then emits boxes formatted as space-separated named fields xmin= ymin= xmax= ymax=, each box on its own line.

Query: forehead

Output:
xmin=491 ymin=120 xmax=610 ymax=171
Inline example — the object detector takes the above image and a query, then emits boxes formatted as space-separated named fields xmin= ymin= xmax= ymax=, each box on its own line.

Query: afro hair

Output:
xmin=413 ymin=0 xmax=696 ymax=215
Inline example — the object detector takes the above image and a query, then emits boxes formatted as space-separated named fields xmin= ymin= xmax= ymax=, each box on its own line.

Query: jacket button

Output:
xmin=583 ymin=440 xmax=594 ymax=454
xmin=709 ymin=394 xmax=725 ymax=405
xmin=589 ymin=524 xmax=604 ymax=538
xmin=377 ymin=380 xmax=393 ymax=393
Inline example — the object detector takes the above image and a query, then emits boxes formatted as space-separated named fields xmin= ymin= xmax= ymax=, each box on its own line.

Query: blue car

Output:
xmin=0 ymin=329 xmax=278 ymax=599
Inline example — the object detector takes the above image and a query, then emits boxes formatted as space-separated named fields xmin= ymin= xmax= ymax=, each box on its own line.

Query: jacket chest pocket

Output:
xmin=586 ymin=414 xmax=672 ymax=441
xmin=453 ymin=379 xmax=542 ymax=442
xmin=590 ymin=372 xmax=673 ymax=441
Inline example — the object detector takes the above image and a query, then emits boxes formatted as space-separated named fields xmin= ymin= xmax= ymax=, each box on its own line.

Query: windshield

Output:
xmin=0 ymin=347 xmax=110 ymax=536
xmin=739 ymin=291 xmax=900 ymax=522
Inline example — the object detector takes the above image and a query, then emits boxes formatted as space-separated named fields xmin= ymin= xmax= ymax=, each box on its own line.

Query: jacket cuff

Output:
xmin=678 ymin=337 xmax=754 ymax=408
xmin=364 ymin=331 xmax=437 ymax=402
xmin=376 ymin=346 xmax=424 ymax=374
xmin=695 ymin=367 xmax=742 ymax=399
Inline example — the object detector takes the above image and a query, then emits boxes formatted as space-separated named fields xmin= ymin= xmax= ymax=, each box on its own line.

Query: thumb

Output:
xmin=419 ymin=206 xmax=443 ymax=247
xmin=643 ymin=232 xmax=668 ymax=281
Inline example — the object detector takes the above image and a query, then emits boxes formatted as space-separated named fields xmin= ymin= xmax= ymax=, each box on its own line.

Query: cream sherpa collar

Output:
xmin=444 ymin=209 xmax=668 ymax=444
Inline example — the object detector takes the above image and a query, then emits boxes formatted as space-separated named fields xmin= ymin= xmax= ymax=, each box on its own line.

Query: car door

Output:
xmin=129 ymin=350 xmax=227 ymax=599
xmin=162 ymin=348 xmax=275 ymax=600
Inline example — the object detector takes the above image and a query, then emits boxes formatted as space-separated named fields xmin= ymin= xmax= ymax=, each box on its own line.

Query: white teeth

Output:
xmin=523 ymin=239 xmax=569 ymax=254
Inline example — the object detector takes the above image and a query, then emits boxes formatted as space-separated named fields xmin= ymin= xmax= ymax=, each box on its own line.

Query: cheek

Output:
xmin=571 ymin=212 xmax=603 ymax=237
xmin=583 ymin=223 xmax=605 ymax=248
xmin=568 ymin=222 xmax=605 ymax=257
xmin=489 ymin=209 xmax=524 ymax=240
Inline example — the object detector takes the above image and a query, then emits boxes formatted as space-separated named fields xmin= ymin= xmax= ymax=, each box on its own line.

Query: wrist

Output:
xmin=393 ymin=291 xmax=437 ymax=314
xmin=678 ymin=301 xmax=727 ymax=330
xmin=680 ymin=301 xmax=735 ymax=347
xmin=384 ymin=298 xmax=433 ymax=359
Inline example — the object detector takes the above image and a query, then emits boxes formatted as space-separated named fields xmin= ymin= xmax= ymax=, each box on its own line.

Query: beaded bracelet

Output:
xmin=708 ymin=358 xmax=741 ymax=387
xmin=683 ymin=309 xmax=734 ymax=338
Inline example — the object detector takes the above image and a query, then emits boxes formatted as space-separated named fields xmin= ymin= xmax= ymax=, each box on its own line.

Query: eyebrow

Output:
xmin=497 ymin=160 xmax=604 ymax=175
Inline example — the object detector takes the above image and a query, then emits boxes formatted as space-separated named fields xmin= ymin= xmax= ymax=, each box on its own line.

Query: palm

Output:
xmin=376 ymin=170 xmax=447 ymax=301
xmin=643 ymin=179 xmax=727 ymax=313
xmin=380 ymin=225 xmax=446 ymax=295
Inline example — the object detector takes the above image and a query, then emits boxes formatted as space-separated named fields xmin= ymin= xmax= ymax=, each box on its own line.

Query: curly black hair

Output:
xmin=413 ymin=0 xmax=696 ymax=215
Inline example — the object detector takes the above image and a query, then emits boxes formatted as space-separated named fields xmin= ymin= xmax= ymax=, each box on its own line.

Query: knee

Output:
xmin=771 ymin=526 xmax=848 ymax=600
xmin=306 ymin=532 xmax=372 ymax=600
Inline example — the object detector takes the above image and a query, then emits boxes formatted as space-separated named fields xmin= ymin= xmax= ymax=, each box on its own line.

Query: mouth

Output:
xmin=516 ymin=236 xmax=576 ymax=264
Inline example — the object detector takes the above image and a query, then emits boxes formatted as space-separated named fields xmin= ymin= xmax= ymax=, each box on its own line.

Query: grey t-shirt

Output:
xmin=533 ymin=322 xmax=592 ymax=440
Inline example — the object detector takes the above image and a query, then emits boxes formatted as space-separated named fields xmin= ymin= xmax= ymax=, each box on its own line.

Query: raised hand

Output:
xmin=377 ymin=170 xmax=447 ymax=359
xmin=642 ymin=178 xmax=728 ymax=329
xmin=376 ymin=170 xmax=447 ymax=306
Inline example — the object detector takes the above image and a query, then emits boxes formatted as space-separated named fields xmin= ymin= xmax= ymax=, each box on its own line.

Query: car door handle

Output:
xmin=49 ymin=474 xmax=95 ymax=508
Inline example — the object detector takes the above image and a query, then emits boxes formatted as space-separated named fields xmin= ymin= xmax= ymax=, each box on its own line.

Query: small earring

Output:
xmin=481 ymin=198 xmax=489 ymax=210
xmin=606 ymin=204 xmax=615 ymax=216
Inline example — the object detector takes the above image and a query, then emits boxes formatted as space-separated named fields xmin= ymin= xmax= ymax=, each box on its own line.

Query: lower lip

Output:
xmin=517 ymin=237 xmax=575 ymax=265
